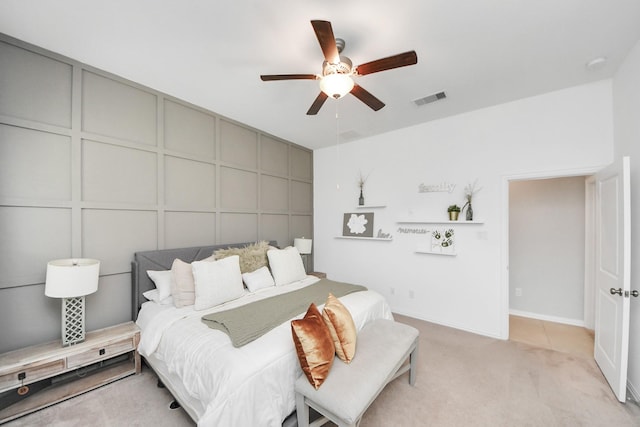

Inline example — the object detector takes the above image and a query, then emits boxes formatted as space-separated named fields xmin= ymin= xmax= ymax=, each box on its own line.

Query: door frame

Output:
xmin=500 ymin=165 xmax=604 ymax=339
xmin=584 ymin=176 xmax=597 ymax=330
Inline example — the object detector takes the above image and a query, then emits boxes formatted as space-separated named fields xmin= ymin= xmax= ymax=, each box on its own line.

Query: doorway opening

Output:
xmin=502 ymin=159 xmax=633 ymax=404
xmin=507 ymin=175 xmax=594 ymax=357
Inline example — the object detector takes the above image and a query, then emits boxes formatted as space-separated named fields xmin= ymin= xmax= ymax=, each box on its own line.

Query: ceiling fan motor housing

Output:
xmin=322 ymin=56 xmax=353 ymax=76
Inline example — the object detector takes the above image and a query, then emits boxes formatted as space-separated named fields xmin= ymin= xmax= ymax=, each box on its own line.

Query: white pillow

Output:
xmin=242 ymin=266 xmax=275 ymax=292
xmin=267 ymin=246 xmax=307 ymax=286
xmin=147 ymin=270 xmax=172 ymax=301
xmin=142 ymin=289 xmax=174 ymax=306
xmin=192 ymin=255 xmax=244 ymax=311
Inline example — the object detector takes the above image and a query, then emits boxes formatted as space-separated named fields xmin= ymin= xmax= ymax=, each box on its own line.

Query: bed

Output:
xmin=132 ymin=241 xmax=393 ymax=426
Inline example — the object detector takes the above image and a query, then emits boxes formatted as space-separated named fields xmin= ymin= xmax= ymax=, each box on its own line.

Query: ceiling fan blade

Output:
xmin=350 ymin=84 xmax=385 ymax=111
xmin=311 ymin=20 xmax=340 ymax=64
xmin=260 ymin=74 xmax=317 ymax=81
xmin=306 ymin=92 xmax=329 ymax=115
xmin=356 ymin=51 xmax=418 ymax=76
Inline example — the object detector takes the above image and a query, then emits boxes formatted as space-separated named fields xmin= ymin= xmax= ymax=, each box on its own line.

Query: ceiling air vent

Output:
xmin=413 ymin=91 xmax=446 ymax=106
xmin=339 ymin=130 xmax=361 ymax=141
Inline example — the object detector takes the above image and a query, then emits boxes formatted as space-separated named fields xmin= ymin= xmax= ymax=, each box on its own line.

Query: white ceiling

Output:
xmin=1 ymin=0 xmax=640 ymax=150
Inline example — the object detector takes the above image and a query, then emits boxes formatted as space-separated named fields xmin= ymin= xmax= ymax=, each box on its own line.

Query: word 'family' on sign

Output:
xmin=418 ymin=182 xmax=456 ymax=193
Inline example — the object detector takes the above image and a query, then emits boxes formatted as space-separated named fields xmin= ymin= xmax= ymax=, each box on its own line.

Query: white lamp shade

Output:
xmin=45 ymin=259 xmax=100 ymax=298
xmin=294 ymin=238 xmax=313 ymax=255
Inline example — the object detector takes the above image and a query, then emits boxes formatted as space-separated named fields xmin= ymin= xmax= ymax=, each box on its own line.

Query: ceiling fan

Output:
xmin=260 ymin=20 xmax=418 ymax=115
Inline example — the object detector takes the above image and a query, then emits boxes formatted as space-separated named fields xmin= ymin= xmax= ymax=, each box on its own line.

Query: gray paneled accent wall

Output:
xmin=0 ymin=34 xmax=313 ymax=353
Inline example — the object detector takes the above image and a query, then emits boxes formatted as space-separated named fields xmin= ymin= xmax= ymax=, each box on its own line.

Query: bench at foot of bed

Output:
xmin=295 ymin=319 xmax=419 ymax=427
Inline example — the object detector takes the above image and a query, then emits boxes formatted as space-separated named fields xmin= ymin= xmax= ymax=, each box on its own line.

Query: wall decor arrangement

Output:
xmin=431 ymin=228 xmax=455 ymax=253
xmin=462 ymin=179 xmax=482 ymax=221
xmin=397 ymin=225 xmax=459 ymax=256
xmin=376 ymin=229 xmax=393 ymax=239
xmin=342 ymin=212 xmax=374 ymax=237
xmin=447 ymin=204 xmax=461 ymax=221
xmin=357 ymin=170 xmax=371 ymax=206
xmin=418 ymin=181 xmax=456 ymax=193
xmin=414 ymin=178 xmax=482 ymax=222
xmin=337 ymin=213 xmax=392 ymax=241
xmin=397 ymin=226 xmax=429 ymax=235
xmin=413 ymin=228 xmax=457 ymax=256
xmin=337 ymin=202 xmax=392 ymax=241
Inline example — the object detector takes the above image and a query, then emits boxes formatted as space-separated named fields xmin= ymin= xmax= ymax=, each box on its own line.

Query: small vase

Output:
xmin=466 ymin=203 xmax=473 ymax=221
xmin=358 ymin=189 xmax=364 ymax=206
xmin=449 ymin=211 xmax=459 ymax=221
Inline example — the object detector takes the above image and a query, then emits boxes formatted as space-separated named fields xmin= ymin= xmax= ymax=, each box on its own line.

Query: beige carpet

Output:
xmin=5 ymin=314 xmax=640 ymax=426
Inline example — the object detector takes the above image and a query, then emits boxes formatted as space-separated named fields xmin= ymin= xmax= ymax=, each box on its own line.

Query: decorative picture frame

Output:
xmin=342 ymin=212 xmax=374 ymax=237
xmin=431 ymin=228 xmax=455 ymax=254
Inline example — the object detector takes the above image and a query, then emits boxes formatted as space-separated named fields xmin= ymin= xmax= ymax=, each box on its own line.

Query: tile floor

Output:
xmin=509 ymin=315 xmax=595 ymax=358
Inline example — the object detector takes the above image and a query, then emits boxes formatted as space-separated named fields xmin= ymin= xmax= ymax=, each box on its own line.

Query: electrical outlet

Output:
xmin=409 ymin=290 xmax=415 ymax=299
xmin=515 ymin=288 xmax=523 ymax=297
xmin=390 ymin=287 xmax=395 ymax=295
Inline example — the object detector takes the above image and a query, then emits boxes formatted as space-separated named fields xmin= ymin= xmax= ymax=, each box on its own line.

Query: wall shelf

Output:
xmin=415 ymin=249 xmax=457 ymax=256
xmin=335 ymin=236 xmax=393 ymax=241
xmin=397 ymin=219 xmax=484 ymax=224
xmin=356 ymin=205 xmax=386 ymax=209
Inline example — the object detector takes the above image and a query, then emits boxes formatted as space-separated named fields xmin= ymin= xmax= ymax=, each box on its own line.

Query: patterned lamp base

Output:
xmin=61 ymin=296 xmax=86 ymax=346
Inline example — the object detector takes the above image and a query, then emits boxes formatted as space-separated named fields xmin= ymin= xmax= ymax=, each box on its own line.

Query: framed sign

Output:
xmin=342 ymin=212 xmax=374 ymax=237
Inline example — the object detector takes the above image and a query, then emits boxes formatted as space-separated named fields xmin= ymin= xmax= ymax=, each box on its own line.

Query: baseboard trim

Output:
xmin=627 ymin=380 xmax=640 ymax=403
xmin=509 ymin=309 xmax=586 ymax=327
xmin=392 ymin=308 xmax=503 ymax=340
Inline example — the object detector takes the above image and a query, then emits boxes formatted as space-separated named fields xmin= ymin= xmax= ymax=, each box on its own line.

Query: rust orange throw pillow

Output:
xmin=322 ymin=293 xmax=357 ymax=363
xmin=291 ymin=303 xmax=335 ymax=389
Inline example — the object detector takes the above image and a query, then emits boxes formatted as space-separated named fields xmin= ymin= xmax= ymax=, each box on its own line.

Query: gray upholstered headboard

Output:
xmin=131 ymin=241 xmax=277 ymax=320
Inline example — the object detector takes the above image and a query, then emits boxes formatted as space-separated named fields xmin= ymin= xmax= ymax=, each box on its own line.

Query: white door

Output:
xmin=594 ymin=156 xmax=631 ymax=402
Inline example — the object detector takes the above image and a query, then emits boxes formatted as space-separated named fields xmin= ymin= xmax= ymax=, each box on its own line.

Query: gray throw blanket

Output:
xmin=201 ymin=278 xmax=367 ymax=347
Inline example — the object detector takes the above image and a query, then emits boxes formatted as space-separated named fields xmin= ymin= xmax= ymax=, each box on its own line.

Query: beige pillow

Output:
xmin=291 ymin=303 xmax=335 ymax=389
xmin=322 ymin=293 xmax=357 ymax=363
xmin=214 ymin=241 xmax=271 ymax=274
xmin=170 ymin=255 xmax=215 ymax=307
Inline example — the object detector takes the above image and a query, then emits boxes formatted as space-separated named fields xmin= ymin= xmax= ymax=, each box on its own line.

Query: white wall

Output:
xmin=613 ymin=38 xmax=640 ymax=401
xmin=314 ymin=80 xmax=613 ymax=339
xmin=509 ymin=177 xmax=586 ymax=324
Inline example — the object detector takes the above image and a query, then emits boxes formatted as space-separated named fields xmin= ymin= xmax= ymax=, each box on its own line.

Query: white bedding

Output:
xmin=136 ymin=276 xmax=393 ymax=426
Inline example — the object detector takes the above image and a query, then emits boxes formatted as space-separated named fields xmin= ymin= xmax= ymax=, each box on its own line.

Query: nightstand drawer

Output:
xmin=0 ymin=359 xmax=65 ymax=392
xmin=66 ymin=337 xmax=135 ymax=369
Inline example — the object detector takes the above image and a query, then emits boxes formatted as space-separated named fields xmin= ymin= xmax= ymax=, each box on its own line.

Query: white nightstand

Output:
xmin=0 ymin=321 xmax=140 ymax=423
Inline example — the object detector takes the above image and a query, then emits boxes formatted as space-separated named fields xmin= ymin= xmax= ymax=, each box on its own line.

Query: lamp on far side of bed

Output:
xmin=294 ymin=238 xmax=313 ymax=273
xmin=45 ymin=258 xmax=100 ymax=346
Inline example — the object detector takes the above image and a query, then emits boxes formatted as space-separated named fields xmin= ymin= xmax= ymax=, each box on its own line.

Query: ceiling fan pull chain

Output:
xmin=335 ymin=102 xmax=341 ymax=190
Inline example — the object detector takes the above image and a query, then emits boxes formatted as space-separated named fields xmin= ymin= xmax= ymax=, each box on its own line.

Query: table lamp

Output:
xmin=45 ymin=258 xmax=100 ymax=346
xmin=294 ymin=238 xmax=312 ymax=273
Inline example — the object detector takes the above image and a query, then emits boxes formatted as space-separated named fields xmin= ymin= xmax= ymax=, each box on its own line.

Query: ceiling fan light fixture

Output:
xmin=319 ymin=73 xmax=354 ymax=99
xmin=260 ymin=20 xmax=417 ymax=114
